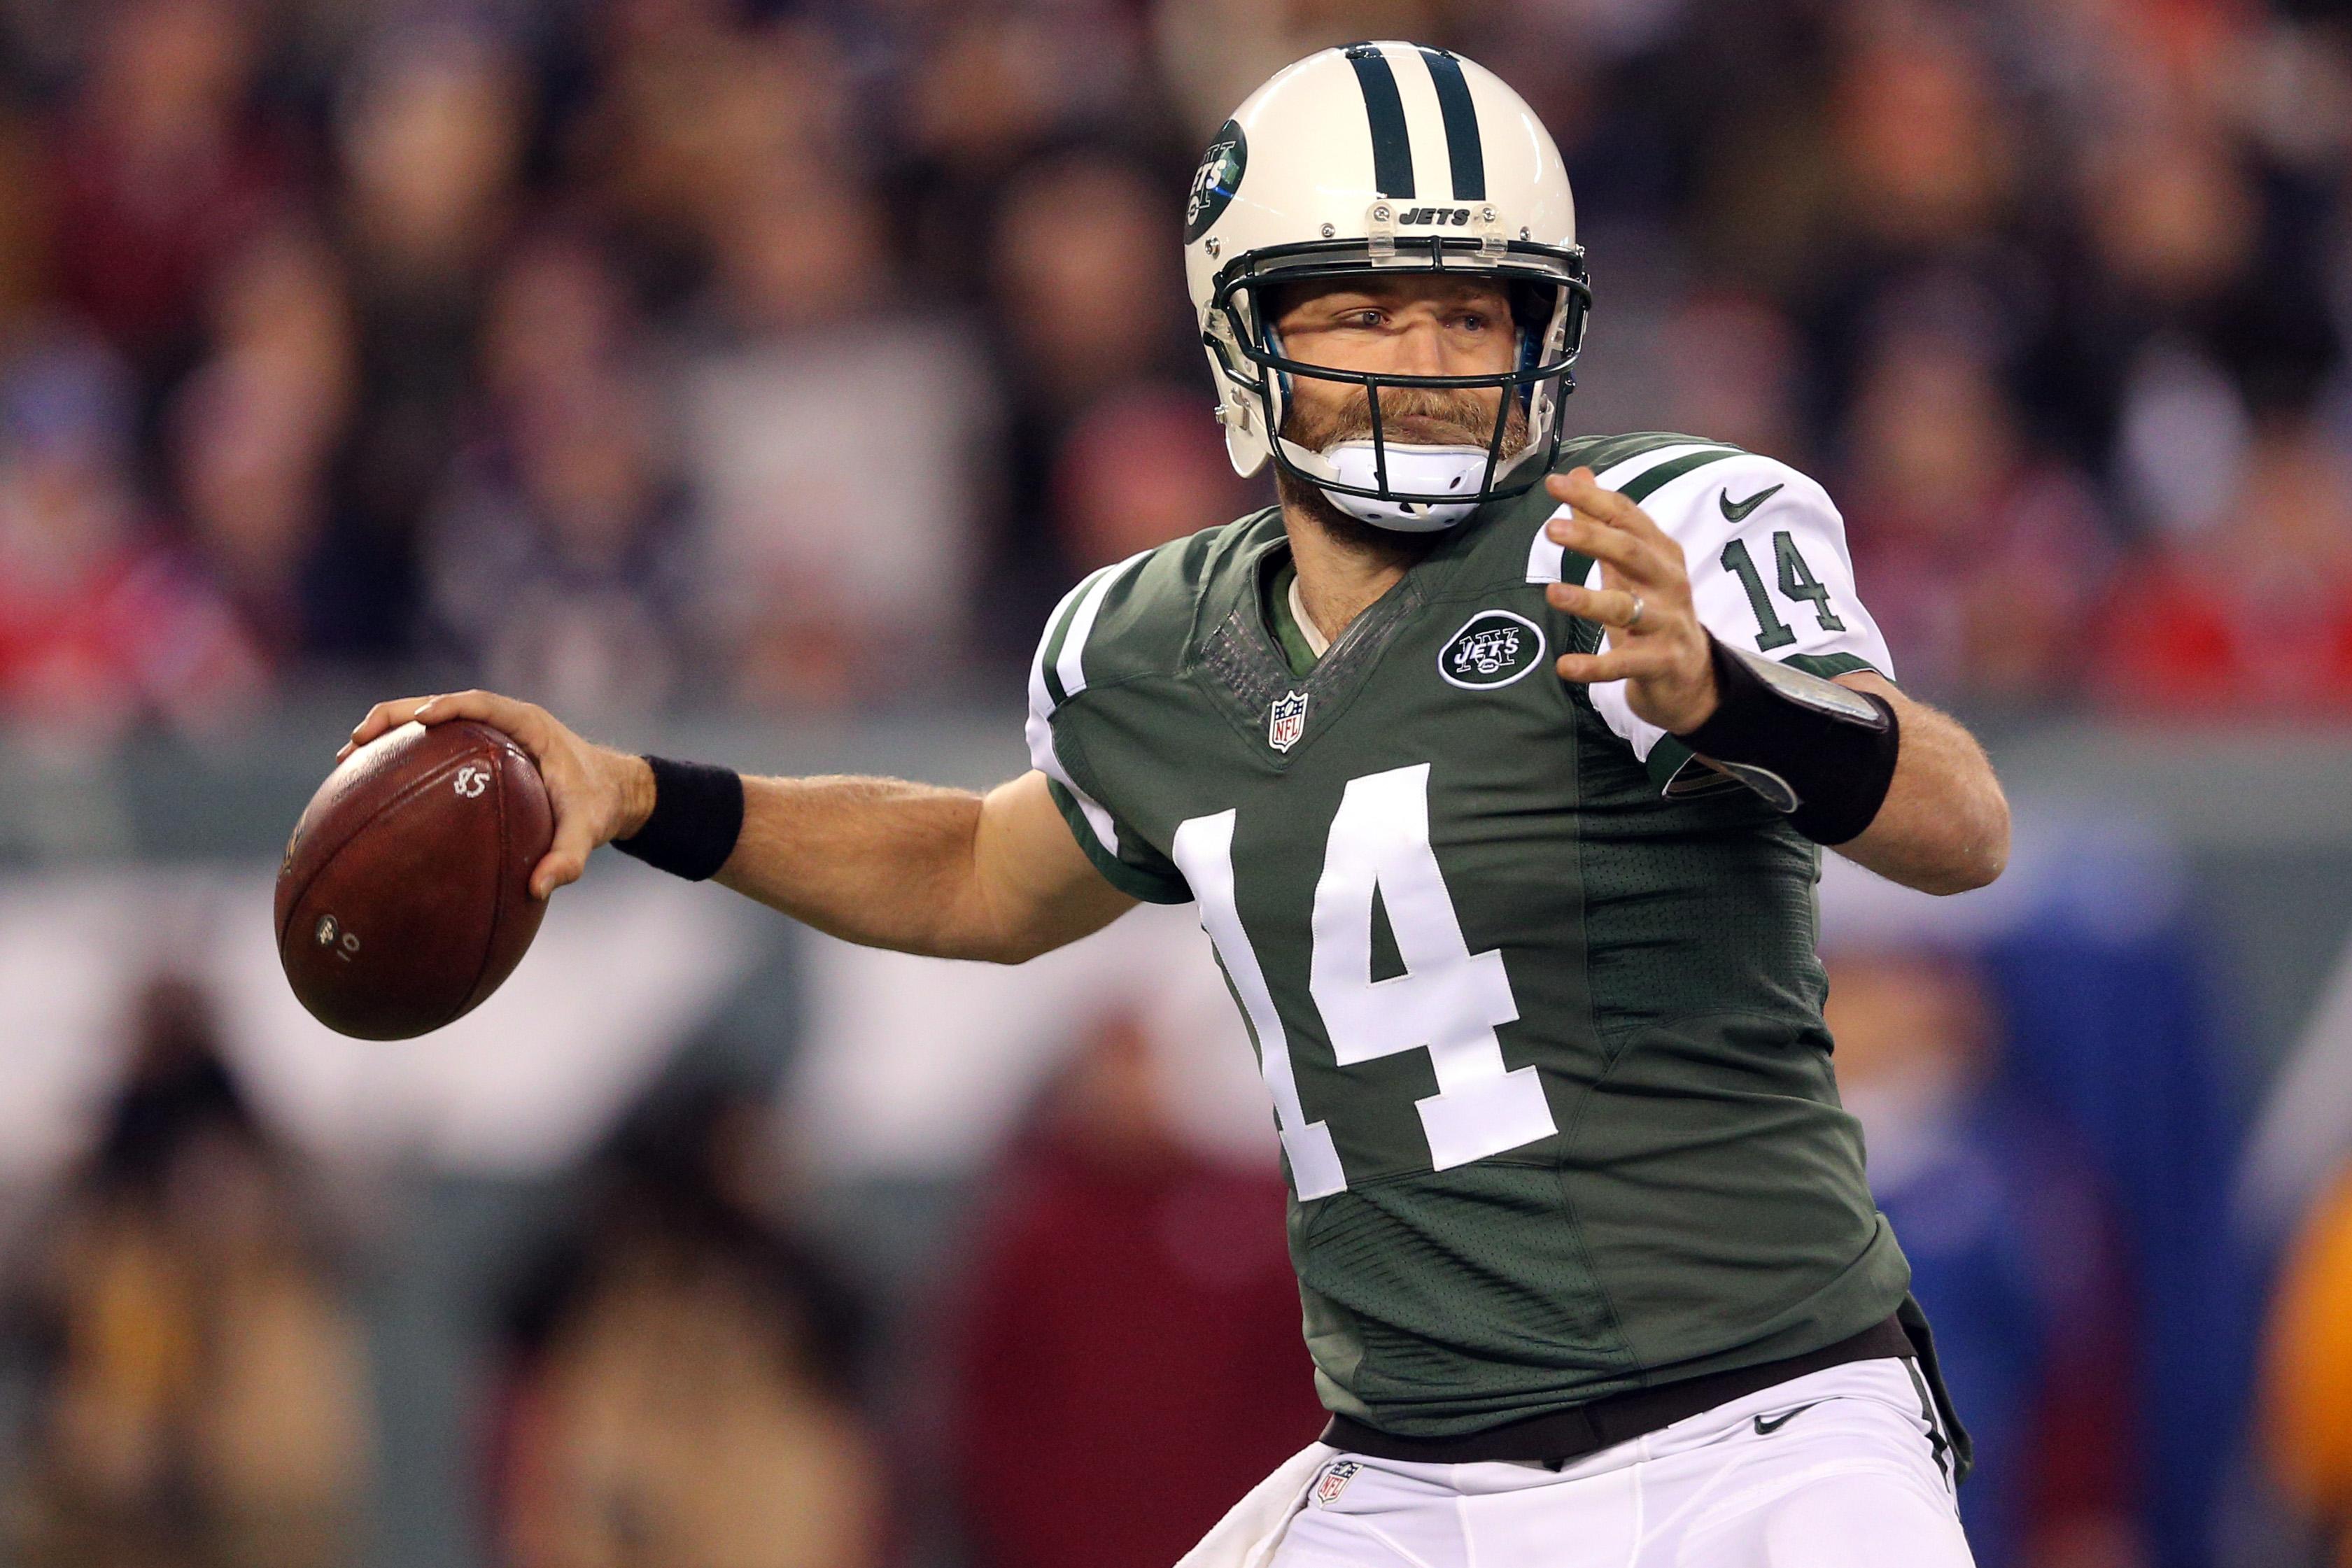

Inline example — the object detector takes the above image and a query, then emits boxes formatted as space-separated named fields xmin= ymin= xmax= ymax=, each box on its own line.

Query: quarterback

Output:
xmin=347 ymin=43 xmax=2005 ymax=1567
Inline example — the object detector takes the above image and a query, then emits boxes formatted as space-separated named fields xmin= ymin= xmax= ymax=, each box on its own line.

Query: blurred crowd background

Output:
xmin=8 ymin=0 xmax=2352 ymax=731
xmin=2 ymin=0 xmax=2352 ymax=1567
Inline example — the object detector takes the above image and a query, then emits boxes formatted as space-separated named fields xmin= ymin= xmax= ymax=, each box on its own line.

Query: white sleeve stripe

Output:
xmin=1053 ymin=548 xmax=1153 ymax=704
xmin=1022 ymin=704 xmax=1118 ymax=852
xmin=1027 ymin=571 xmax=1102 ymax=723
xmin=1524 ymin=444 xmax=1731 ymax=584
xmin=1069 ymin=787 xmax=1118 ymax=852
xmin=1526 ymin=530 xmax=1563 ymax=585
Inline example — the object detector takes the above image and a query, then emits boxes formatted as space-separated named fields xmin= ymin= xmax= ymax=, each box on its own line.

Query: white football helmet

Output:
xmin=1183 ymin=41 xmax=1591 ymax=531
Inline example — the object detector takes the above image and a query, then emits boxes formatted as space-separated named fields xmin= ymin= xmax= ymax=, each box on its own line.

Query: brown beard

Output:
xmin=1274 ymin=384 xmax=1530 ymax=556
xmin=1275 ymin=466 xmax=1440 ymax=562
xmin=1282 ymin=382 xmax=1530 ymax=459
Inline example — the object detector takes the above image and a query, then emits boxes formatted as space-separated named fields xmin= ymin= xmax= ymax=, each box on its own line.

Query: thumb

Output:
xmin=531 ymin=817 xmax=598 ymax=900
xmin=530 ymin=847 xmax=588 ymax=902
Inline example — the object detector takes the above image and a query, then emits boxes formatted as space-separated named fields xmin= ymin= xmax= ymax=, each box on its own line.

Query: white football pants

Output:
xmin=1178 ymin=1358 xmax=1976 ymax=1568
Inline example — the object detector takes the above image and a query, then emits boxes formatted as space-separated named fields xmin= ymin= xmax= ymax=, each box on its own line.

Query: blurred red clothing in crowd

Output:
xmin=0 ymin=329 xmax=261 ymax=731
xmin=0 ymin=535 xmax=260 ymax=728
xmin=950 ymin=1014 xmax=1324 ymax=1568
xmin=45 ymin=0 xmax=290 ymax=371
xmin=2097 ymin=418 xmax=2352 ymax=712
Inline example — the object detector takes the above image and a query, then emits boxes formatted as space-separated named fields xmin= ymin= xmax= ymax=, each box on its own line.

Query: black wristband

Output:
xmin=1676 ymin=636 xmax=1899 ymax=846
xmin=613 ymin=756 xmax=745 ymax=880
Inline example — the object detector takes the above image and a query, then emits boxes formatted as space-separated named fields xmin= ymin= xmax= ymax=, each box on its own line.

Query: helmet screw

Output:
xmin=1321 ymin=223 xmax=1335 ymax=238
xmin=1205 ymin=237 xmax=1220 ymax=257
xmin=1481 ymin=206 xmax=1496 ymax=222
xmin=1372 ymin=205 xmax=1390 ymax=222
xmin=1519 ymin=227 xmax=1531 ymax=240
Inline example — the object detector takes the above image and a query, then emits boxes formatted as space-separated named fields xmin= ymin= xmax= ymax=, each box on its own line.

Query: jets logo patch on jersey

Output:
xmin=1268 ymin=689 xmax=1309 ymax=751
xmin=1439 ymin=610 xmax=1545 ymax=688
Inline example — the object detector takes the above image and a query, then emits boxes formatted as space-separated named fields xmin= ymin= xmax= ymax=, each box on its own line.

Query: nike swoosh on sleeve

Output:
xmin=1719 ymin=483 xmax=1784 ymax=522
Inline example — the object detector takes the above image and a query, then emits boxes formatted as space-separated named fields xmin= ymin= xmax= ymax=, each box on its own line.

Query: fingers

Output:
xmin=338 ymin=695 xmax=435 ymax=759
xmin=1544 ymin=580 xmax=1646 ymax=632
xmin=1544 ymin=509 xmax=1684 ymax=588
xmin=1545 ymin=468 xmax=1677 ymax=547
xmin=337 ymin=689 xmax=546 ymax=762
xmin=1542 ymin=470 xmax=1685 ymax=586
xmin=332 ymin=687 xmax=601 ymax=902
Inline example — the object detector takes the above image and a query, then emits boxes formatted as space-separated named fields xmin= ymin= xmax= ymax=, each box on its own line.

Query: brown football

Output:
xmin=275 ymin=719 xmax=555 ymax=1040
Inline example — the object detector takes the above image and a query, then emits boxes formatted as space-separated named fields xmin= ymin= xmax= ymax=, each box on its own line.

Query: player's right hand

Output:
xmin=339 ymin=691 xmax=655 ymax=900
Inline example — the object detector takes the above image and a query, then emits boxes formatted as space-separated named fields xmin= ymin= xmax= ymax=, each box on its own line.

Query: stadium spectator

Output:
xmin=1825 ymin=948 xmax=2142 ymax=1568
xmin=982 ymin=150 xmax=1196 ymax=654
xmin=2 ymin=976 xmax=373 ymax=1568
xmin=678 ymin=177 xmax=992 ymax=706
xmin=325 ymin=27 xmax=533 ymax=660
xmin=568 ymin=8 xmax=852 ymax=312
xmin=947 ymin=1008 xmax=1325 ymax=1568
xmin=495 ymin=1086 xmax=885 ymax=1568
xmin=1050 ymin=381 xmax=1258 ymax=572
xmin=1836 ymin=326 xmax=2113 ymax=703
xmin=169 ymin=224 xmax=353 ymax=661
xmin=2097 ymin=409 xmax=2352 ymax=712
xmin=423 ymin=370 xmax=696 ymax=717
xmin=1661 ymin=292 xmax=1811 ymax=467
xmin=0 ymin=322 xmax=261 ymax=736
xmin=45 ymin=0 xmax=288 ymax=393
xmin=421 ymin=232 xmax=695 ymax=715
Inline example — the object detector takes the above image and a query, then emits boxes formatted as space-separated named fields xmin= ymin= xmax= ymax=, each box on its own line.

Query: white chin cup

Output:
xmin=1281 ymin=438 xmax=1493 ymax=531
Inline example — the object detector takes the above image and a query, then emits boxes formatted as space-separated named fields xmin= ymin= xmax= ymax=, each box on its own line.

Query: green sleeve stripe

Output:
xmin=1618 ymin=446 xmax=1742 ymax=503
xmin=1044 ymin=779 xmax=1192 ymax=905
xmin=1782 ymin=651 xmax=1884 ymax=683
xmin=1556 ymin=430 xmax=1726 ymax=476
xmin=1037 ymin=567 xmax=1110 ymax=711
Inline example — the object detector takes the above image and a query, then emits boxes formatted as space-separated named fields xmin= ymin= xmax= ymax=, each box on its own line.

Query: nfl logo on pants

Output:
xmin=1269 ymin=691 xmax=1309 ymax=752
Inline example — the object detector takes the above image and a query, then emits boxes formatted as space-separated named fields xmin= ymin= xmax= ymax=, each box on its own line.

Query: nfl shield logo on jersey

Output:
xmin=1313 ymin=1459 xmax=1360 ymax=1506
xmin=1268 ymin=689 xmax=1309 ymax=752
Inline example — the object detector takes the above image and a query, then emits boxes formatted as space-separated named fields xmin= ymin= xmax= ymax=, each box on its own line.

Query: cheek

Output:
xmin=1463 ymin=334 xmax=1519 ymax=376
xmin=1283 ymin=372 xmax=1353 ymax=418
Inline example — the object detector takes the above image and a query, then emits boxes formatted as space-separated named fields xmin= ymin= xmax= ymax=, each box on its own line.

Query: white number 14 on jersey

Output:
xmin=1172 ymin=763 xmax=1559 ymax=1200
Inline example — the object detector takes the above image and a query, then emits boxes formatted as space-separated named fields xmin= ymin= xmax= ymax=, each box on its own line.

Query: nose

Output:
xmin=1390 ymin=316 xmax=1450 ymax=377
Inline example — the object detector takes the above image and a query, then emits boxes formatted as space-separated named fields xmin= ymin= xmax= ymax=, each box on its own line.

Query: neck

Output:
xmin=1276 ymin=472 xmax=1441 ymax=644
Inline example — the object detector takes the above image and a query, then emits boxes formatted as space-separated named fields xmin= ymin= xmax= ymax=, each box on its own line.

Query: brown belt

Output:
xmin=1319 ymin=1313 xmax=1915 ymax=1467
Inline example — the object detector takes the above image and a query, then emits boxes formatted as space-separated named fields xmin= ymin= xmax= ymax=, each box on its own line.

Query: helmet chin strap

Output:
xmin=1277 ymin=437 xmax=1518 ymax=532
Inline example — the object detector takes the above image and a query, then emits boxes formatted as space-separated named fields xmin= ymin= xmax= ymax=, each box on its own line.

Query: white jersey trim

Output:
xmin=1025 ymin=551 xmax=1154 ymax=855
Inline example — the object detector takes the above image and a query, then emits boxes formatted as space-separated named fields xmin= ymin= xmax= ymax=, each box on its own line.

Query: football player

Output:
xmin=346 ymin=41 xmax=2004 ymax=1567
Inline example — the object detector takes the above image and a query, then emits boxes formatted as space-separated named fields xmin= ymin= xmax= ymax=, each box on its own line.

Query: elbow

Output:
xmin=1918 ymin=796 xmax=2011 ymax=896
xmin=1923 ymin=845 xmax=2005 ymax=896
xmin=958 ymin=925 xmax=1060 ymax=966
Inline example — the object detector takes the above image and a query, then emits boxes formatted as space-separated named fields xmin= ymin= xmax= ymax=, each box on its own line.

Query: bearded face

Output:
xmin=1264 ymin=274 xmax=1530 ymax=460
xmin=1281 ymin=377 xmax=1530 ymax=460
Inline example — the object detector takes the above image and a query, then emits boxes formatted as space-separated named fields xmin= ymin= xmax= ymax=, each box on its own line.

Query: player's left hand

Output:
xmin=1541 ymin=468 xmax=1719 ymax=735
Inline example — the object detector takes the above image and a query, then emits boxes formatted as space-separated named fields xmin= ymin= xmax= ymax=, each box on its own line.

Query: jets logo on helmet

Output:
xmin=1185 ymin=120 xmax=1246 ymax=244
xmin=1183 ymin=42 xmax=1592 ymax=532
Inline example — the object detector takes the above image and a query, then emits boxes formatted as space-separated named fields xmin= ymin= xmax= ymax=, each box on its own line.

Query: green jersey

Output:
xmin=1024 ymin=432 xmax=1922 ymax=1441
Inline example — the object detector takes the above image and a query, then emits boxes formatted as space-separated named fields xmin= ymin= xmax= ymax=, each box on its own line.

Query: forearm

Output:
xmin=713 ymin=775 xmax=1007 ymax=959
xmin=708 ymin=772 xmax=1132 ymax=963
xmin=1831 ymin=678 xmax=2010 ymax=895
